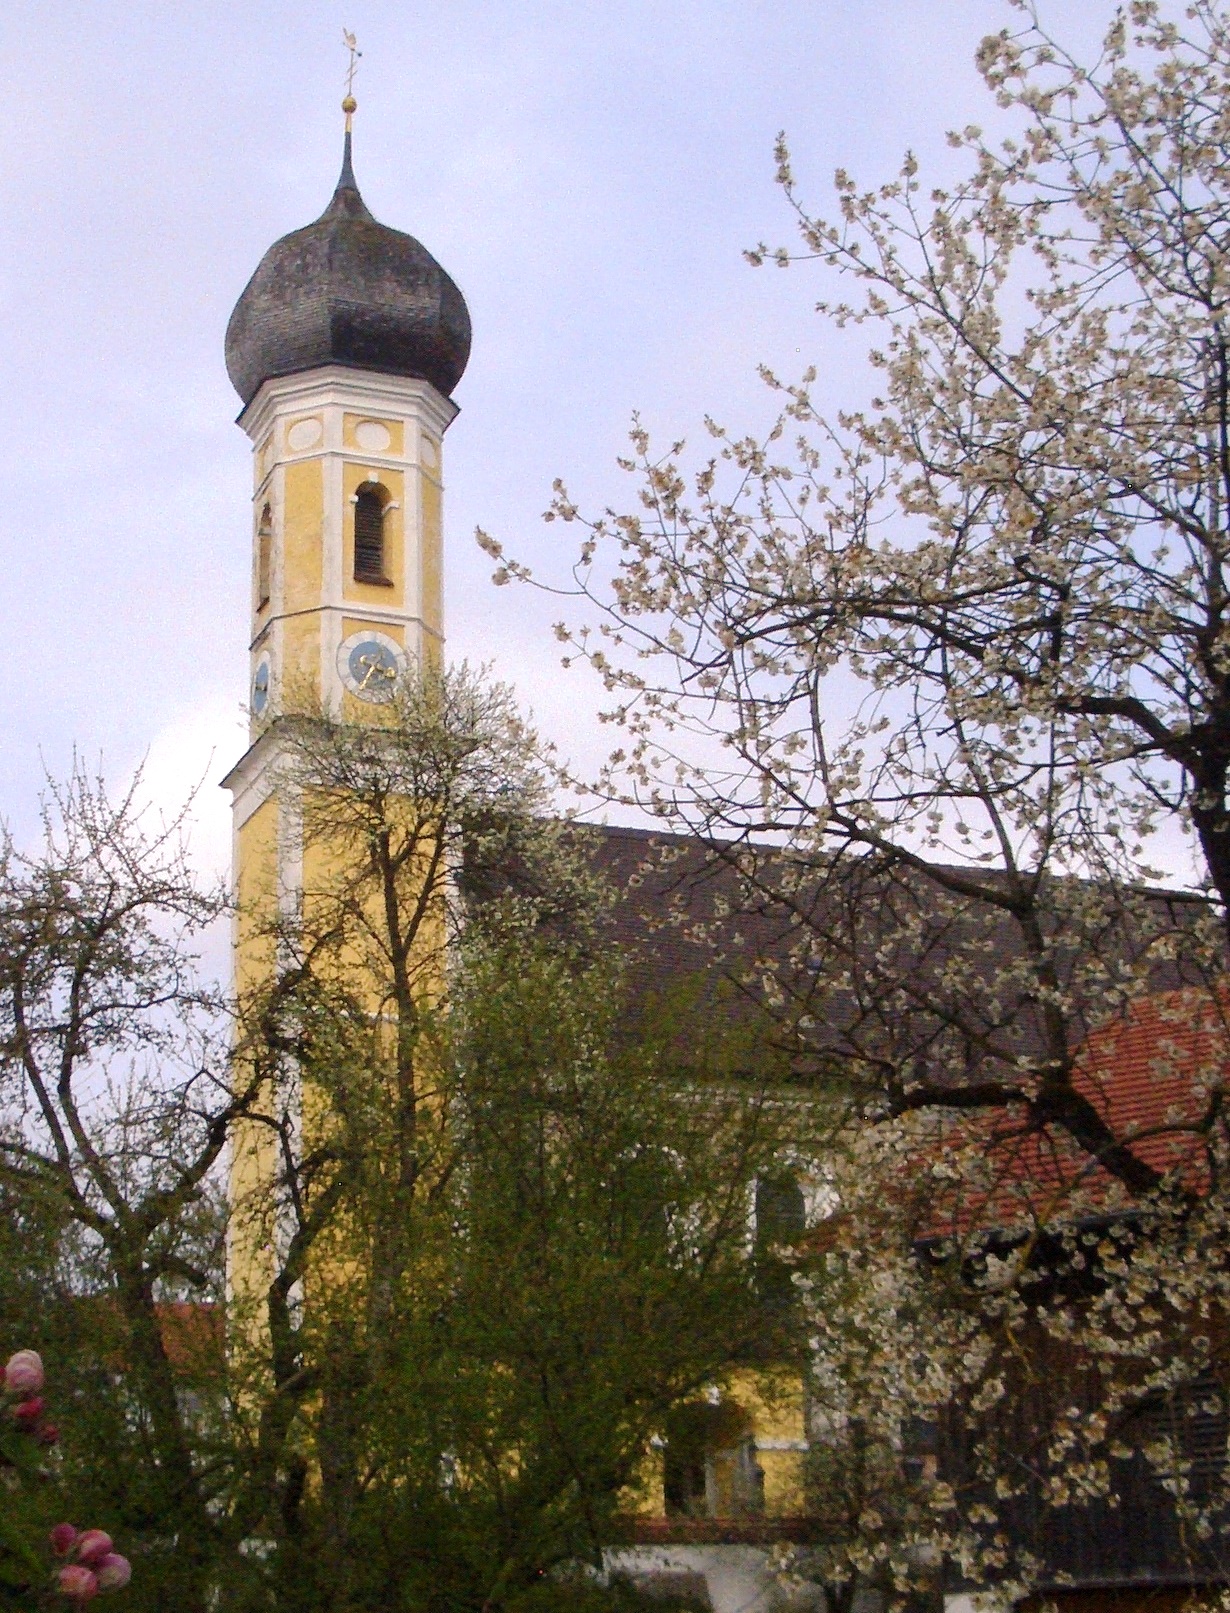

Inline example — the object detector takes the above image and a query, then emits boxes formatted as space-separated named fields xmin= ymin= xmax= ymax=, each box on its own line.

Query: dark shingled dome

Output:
xmin=225 ymin=135 xmax=471 ymax=406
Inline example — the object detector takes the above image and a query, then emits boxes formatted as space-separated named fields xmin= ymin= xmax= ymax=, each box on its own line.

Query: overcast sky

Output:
xmin=0 ymin=0 xmax=1124 ymax=874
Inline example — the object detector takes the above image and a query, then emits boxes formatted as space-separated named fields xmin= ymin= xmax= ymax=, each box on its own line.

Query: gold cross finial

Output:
xmin=342 ymin=30 xmax=361 ymax=129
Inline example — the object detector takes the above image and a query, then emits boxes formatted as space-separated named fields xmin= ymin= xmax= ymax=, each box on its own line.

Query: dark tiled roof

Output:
xmin=577 ymin=823 xmax=794 ymax=1020
xmin=225 ymin=134 xmax=471 ymax=406
xmin=573 ymin=821 xmax=1210 ymax=1087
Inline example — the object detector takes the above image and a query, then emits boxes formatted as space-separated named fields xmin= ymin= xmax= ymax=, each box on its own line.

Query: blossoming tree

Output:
xmin=482 ymin=1 xmax=1230 ymax=1601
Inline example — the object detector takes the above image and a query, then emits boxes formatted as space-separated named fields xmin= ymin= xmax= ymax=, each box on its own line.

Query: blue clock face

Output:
xmin=251 ymin=658 xmax=271 ymax=716
xmin=339 ymin=634 xmax=403 ymax=702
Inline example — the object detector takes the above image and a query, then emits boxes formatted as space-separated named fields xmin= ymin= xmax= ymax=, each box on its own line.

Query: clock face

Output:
xmin=251 ymin=656 xmax=271 ymax=717
xmin=337 ymin=631 xmax=405 ymax=703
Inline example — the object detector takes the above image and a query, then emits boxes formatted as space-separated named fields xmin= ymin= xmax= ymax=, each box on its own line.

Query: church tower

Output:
xmin=222 ymin=104 xmax=470 ymax=905
xmin=221 ymin=100 xmax=471 ymax=1302
xmin=223 ymin=123 xmax=470 ymax=743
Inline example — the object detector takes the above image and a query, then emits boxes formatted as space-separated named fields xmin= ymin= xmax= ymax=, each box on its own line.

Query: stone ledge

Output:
xmin=611 ymin=1517 xmax=817 ymax=1547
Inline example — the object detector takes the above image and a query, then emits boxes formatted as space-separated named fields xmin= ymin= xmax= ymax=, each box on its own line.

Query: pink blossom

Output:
xmin=37 ymin=1421 xmax=60 ymax=1447
xmin=11 ymin=1395 xmax=44 ymax=1423
xmin=4 ymin=1349 xmax=44 ymax=1396
xmin=49 ymin=1524 xmax=79 ymax=1557
xmin=57 ymin=1565 xmax=98 ymax=1600
xmin=94 ymin=1555 xmax=131 ymax=1592
xmin=74 ymin=1532 xmax=113 ymax=1568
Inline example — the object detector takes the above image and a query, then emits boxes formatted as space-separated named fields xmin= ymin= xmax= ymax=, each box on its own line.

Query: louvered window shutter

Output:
xmin=354 ymin=489 xmax=386 ymax=582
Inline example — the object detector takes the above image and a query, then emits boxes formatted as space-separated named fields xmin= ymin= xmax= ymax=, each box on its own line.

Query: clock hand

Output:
xmin=356 ymin=651 xmax=396 ymax=691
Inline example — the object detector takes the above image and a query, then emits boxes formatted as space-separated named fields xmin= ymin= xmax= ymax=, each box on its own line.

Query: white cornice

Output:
xmin=237 ymin=367 xmax=460 ymax=444
xmin=221 ymin=726 xmax=290 ymax=828
xmin=248 ymin=601 xmax=441 ymax=641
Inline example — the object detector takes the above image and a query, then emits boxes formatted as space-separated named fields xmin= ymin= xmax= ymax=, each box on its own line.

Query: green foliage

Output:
xmin=0 ymin=674 xmax=817 ymax=1610
xmin=0 ymin=1419 xmax=53 ymax=1605
xmin=247 ymin=933 xmax=805 ymax=1611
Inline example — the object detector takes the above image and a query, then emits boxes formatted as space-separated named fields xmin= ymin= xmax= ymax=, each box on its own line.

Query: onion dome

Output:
xmin=225 ymin=133 xmax=471 ymax=406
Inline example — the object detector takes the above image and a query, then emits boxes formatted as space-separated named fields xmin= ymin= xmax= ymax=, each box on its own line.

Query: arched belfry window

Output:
xmin=354 ymin=485 xmax=389 ymax=584
xmin=754 ymin=1171 xmax=807 ymax=1315
xmin=256 ymin=503 xmax=273 ymax=611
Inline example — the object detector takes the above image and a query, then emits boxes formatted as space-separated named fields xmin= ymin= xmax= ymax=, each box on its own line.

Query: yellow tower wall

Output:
xmin=226 ymin=789 xmax=285 ymax=1313
xmin=226 ymin=365 xmax=460 ymax=1328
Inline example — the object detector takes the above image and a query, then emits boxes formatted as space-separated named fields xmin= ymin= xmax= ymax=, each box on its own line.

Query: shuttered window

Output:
xmin=754 ymin=1171 xmax=806 ymax=1314
xmin=354 ymin=487 xmax=387 ymax=583
xmin=256 ymin=504 xmax=272 ymax=609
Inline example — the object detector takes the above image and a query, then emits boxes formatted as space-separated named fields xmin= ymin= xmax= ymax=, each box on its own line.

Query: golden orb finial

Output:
xmin=342 ymin=30 xmax=361 ymax=131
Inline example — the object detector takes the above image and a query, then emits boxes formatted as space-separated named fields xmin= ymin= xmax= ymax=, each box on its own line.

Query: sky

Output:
xmin=0 ymin=0 xmax=1126 ymax=878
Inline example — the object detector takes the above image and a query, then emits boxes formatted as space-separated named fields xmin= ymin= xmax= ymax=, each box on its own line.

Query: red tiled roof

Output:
xmin=155 ymin=1301 xmax=223 ymax=1375
xmin=924 ymin=989 xmax=1227 ymax=1236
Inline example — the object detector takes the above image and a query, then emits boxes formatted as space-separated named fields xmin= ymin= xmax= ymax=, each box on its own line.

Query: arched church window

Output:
xmin=256 ymin=504 xmax=273 ymax=611
xmin=662 ymin=1399 xmax=762 ymax=1519
xmin=754 ymin=1170 xmax=807 ymax=1315
xmin=755 ymin=1170 xmax=806 ymax=1247
xmin=354 ymin=485 xmax=389 ymax=584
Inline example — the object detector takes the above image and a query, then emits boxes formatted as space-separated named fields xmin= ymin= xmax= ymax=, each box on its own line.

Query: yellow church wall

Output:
xmin=340 ymin=615 xmax=404 ymax=646
xmin=226 ymin=772 xmax=453 ymax=1355
xmin=726 ymin=1368 xmax=807 ymax=1514
xmin=234 ymin=796 xmax=280 ymax=995
xmin=252 ymin=499 xmax=274 ymax=632
xmin=228 ymin=793 xmax=284 ymax=1308
xmin=228 ymin=777 xmax=453 ymax=1302
xmin=296 ymin=784 xmax=447 ymax=1017
xmin=617 ymin=1368 xmax=808 ymax=1523
xmin=299 ymin=816 xmax=385 ymax=1010
xmin=283 ymin=458 xmax=324 ymax=615
xmin=283 ymin=613 xmax=321 ymax=706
